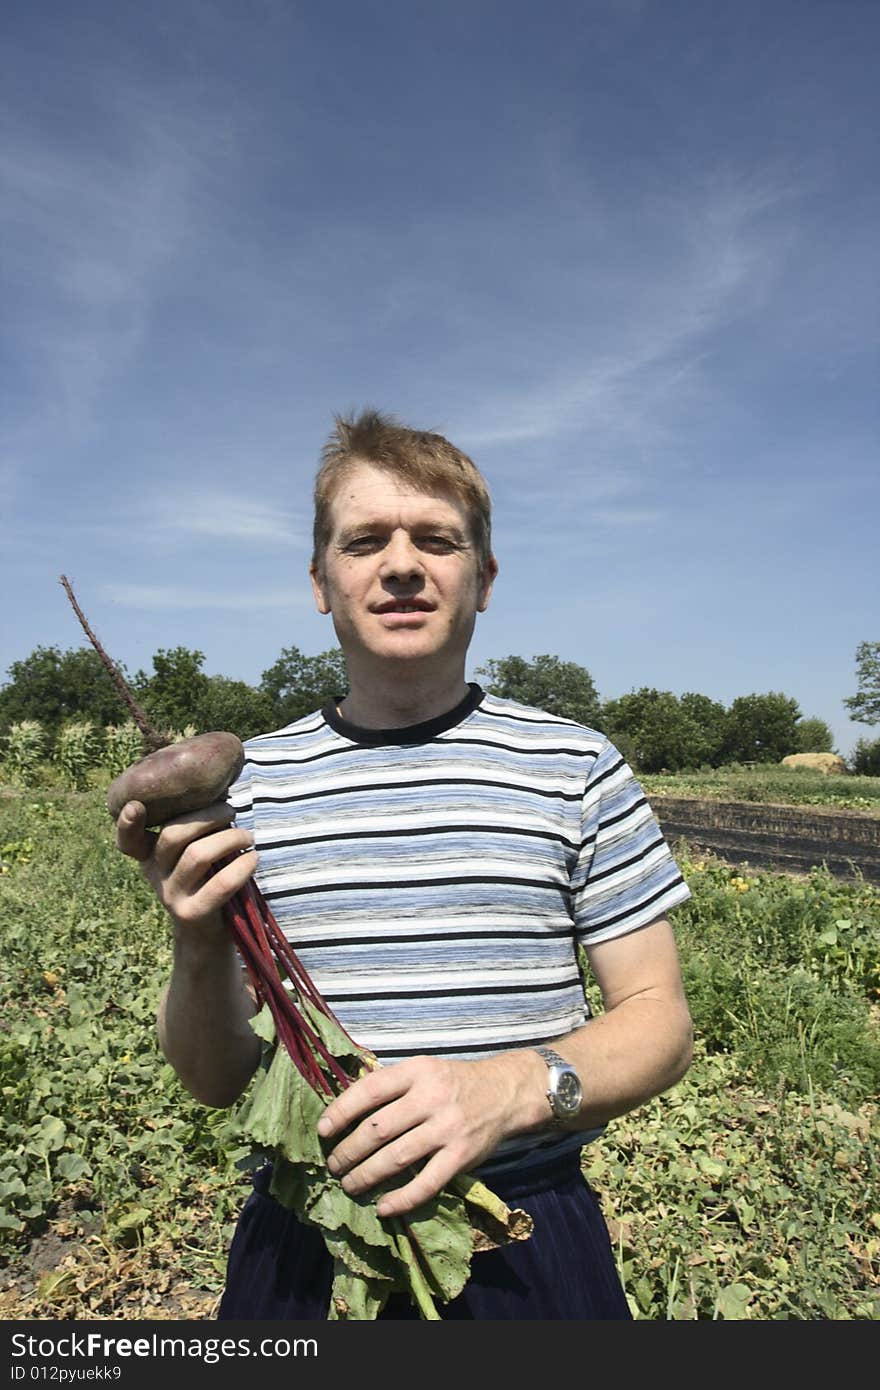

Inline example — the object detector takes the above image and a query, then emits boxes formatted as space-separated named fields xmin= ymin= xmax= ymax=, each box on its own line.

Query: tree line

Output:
xmin=1 ymin=640 xmax=878 ymax=776
xmin=476 ymin=655 xmax=834 ymax=771
xmin=0 ymin=644 xmax=346 ymax=746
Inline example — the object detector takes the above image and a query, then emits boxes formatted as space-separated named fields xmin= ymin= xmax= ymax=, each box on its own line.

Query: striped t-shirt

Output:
xmin=229 ymin=683 xmax=690 ymax=1172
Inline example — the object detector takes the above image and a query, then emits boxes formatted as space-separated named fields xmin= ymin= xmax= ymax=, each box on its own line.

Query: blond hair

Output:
xmin=313 ymin=408 xmax=492 ymax=570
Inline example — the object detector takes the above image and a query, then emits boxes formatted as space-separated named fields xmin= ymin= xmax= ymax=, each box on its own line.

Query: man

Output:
xmin=117 ymin=408 xmax=693 ymax=1319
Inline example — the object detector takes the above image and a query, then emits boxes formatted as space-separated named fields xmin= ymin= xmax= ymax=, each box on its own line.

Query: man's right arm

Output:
xmin=116 ymin=800 xmax=263 ymax=1108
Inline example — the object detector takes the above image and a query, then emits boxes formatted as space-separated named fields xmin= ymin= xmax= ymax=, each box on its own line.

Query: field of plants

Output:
xmin=1 ymin=779 xmax=878 ymax=1321
xmin=641 ymin=765 xmax=880 ymax=814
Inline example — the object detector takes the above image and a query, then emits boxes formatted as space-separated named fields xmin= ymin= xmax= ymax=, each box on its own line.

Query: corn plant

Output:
xmin=103 ymin=721 xmax=146 ymax=779
xmin=3 ymin=721 xmax=47 ymax=788
xmin=168 ymin=724 xmax=199 ymax=744
xmin=54 ymin=720 xmax=100 ymax=791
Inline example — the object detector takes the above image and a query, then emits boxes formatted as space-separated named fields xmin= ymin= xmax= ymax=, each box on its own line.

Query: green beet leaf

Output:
xmin=237 ymin=1018 xmax=328 ymax=1169
xmin=328 ymin=1261 xmax=390 ymax=1320
xmin=404 ymin=1189 xmax=475 ymax=1303
xmin=237 ymin=1001 xmax=532 ymax=1320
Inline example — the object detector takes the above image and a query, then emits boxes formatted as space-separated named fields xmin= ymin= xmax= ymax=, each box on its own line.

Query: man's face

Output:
xmin=310 ymin=462 xmax=497 ymax=681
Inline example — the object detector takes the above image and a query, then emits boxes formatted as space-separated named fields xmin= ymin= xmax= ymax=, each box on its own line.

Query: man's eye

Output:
xmin=343 ymin=536 xmax=383 ymax=552
xmin=418 ymin=535 xmax=458 ymax=552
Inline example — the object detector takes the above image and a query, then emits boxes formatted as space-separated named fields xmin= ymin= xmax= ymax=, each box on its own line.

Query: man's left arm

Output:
xmin=316 ymin=915 xmax=693 ymax=1217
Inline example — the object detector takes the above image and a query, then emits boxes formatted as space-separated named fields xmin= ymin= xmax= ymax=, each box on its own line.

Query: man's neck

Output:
xmin=337 ymin=670 xmax=472 ymax=730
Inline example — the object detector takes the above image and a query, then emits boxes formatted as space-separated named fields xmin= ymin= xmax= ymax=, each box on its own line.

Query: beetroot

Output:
xmin=106 ymin=731 xmax=245 ymax=825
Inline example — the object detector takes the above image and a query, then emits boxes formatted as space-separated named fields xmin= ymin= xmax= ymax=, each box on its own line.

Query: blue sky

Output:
xmin=2 ymin=0 xmax=877 ymax=755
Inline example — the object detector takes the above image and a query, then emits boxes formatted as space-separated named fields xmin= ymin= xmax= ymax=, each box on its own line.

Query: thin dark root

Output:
xmin=59 ymin=574 xmax=168 ymax=754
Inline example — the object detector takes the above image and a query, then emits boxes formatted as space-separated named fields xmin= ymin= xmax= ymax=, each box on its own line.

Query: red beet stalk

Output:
xmin=224 ymin=876 xmax=357 ymax=1094
xmin=58 ymin=576 xmax=361 ymax=1100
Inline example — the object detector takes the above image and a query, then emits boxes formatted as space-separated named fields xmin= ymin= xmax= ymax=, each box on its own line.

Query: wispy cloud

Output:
xmin=0 ymin=40 xmax=249 ymax=450
xmin=451 ymin=171 xmax=798 ymax=458
xmin=101 ymin=584 xmax=307 ymax=611
xmin=0 ymin=490 xmax=309 ymax=572
xmin=1 ymin=136 xmax=183 ymax=438
xmin=146 ymin=492 xmax=308 ymax=546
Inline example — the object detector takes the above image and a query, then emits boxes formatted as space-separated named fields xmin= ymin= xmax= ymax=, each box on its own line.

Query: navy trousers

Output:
xmin=217 ymin=1152 xmax=632 ymax=1321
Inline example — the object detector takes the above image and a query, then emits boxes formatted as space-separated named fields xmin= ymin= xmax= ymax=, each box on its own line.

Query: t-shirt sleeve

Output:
xmin=227 ymin=758 xmax=255 ymax=837
xmin=572 ymin=737 xmax=691 ymax=945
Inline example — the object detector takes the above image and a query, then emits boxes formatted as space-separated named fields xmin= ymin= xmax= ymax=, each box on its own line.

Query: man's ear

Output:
xmin=477 ymin=553 xmax=499 ymax=613
xmin=310 ymin=561 xmax=331 ymax=615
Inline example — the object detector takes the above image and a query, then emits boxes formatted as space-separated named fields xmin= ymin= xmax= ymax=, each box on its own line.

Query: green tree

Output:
xmin=196 ymin=676 xmax=276 ymax=742
xmin=849 ymin=736 xmax=880 ymax=777
xmin=134 ymin=647 xmax=210 ymax=735
xmin=721 ymin=692 xmax=802 ymax=764
xmin=794 ymin=717 xmax=834 ymax=753
xmin=259 ymin=646 xmax=349 ymax=726
xmin=475 ymin=654 xmax=601 ymax=726
xmin=679 ymin=692 xmax=728 ymax=767
xmin=844 ymin=641 xmax=880 ymax=725
xmin=600 ymin=688 xmax=701 ymax=773
xmin=0 ymin=645 xmax=127 ymax=737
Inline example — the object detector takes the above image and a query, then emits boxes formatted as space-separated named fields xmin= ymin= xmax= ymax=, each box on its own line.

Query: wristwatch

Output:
xmin=534 ymin=1046 xmax=583 ymax=1126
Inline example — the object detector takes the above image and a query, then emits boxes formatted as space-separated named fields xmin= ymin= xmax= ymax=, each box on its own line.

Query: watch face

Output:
xmin=554 ymin=1069 xmax=583 ymax=1115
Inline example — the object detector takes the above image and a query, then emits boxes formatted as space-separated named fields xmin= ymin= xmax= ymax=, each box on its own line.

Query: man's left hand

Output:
xmin=315 ymin=1051 xmax=544 ymax=1217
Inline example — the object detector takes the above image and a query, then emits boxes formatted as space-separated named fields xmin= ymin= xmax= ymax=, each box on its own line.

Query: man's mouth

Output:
xmin=373 ymin=599 xmax=434 ymax=614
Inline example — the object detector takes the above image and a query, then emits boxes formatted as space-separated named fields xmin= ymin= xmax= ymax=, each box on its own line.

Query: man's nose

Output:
xmin=379 ymin=531 xmax=424 ymax=582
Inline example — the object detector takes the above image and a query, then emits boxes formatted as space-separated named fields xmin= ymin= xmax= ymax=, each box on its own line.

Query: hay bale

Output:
xmin=781 ymin=752 xmax=848 ymax=776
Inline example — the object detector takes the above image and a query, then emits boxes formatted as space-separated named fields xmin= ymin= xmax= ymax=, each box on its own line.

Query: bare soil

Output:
xmin=654 ymin=797 xmax=880 ymax=882
xmin=0 ymin=1198 xmax=221 ymax=1322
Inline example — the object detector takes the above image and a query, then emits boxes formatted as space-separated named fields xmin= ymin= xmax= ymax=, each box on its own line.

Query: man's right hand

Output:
xmin=116 ymin=799 xmax=263 ymax=1107
xmin=115 ymin=799 xmax=258 ymax=933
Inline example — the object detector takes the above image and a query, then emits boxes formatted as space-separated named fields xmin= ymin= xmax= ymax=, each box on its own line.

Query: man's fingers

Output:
xmin=374 ymin=1151 xmax=456 ymax=1219
xmin=115 ymin=795 xmax=256 ymax=924
xmin=331 ymin=1118 xmax=441 ymax=1202
xmin=151 ymin=800 xmax=238 ymax=852
xmin=317 ymin=1066 xmax=412 ymax=1141
xmin=172 ymin=846 xmax=259 ymax=923
xmin=316 ymin=1054 xmax=513 ymax=1217
xmin=115 ymin=800 xmax=156 ymax=862
xmin=160 ymin=824 xmax=252 ymax=884
xmin=323 ymin=1093 xmax=420 ymax=1176
xmin=116 ymin=798 xmax=238 ymax=864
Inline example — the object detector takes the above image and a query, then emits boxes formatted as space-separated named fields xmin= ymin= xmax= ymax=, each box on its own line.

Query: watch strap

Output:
xmin=535 ymin=1045 xmax=568 ymax=1068
xmin=534 ymin=1045 xmax=579 ymax=1126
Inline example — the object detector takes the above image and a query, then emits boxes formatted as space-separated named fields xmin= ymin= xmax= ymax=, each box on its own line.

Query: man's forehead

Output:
xmin=328 ymin=463 xmax=469 ymax=529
